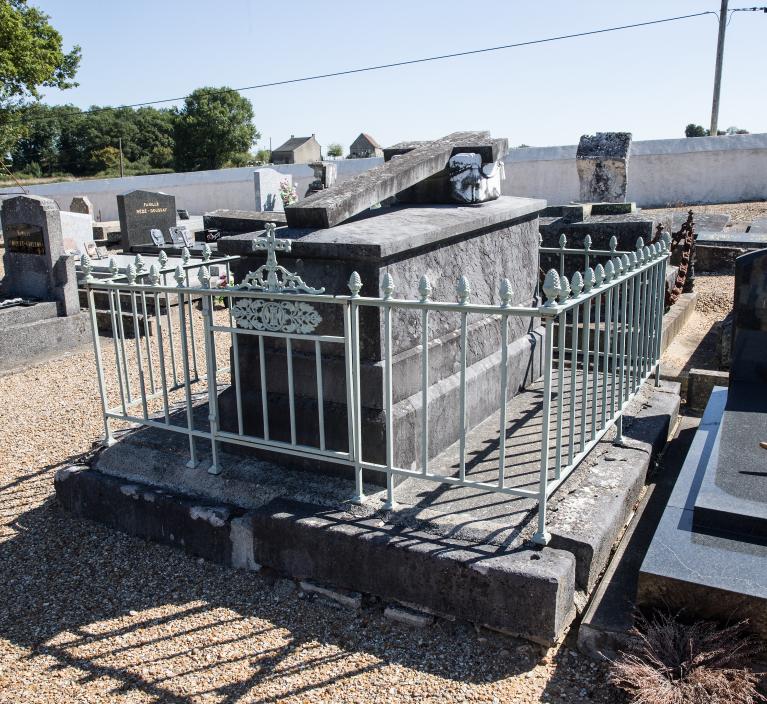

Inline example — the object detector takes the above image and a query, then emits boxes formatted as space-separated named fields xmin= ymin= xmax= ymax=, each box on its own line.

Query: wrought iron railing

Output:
xmin=81 ymin=224 xmax=671 ymax=545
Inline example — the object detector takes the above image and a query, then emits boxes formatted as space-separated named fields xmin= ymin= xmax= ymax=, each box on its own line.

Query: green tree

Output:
xmin=173 ymin=87 xmax=258 ymax=171
xmin=685 ymin=123 xmax=708 ymax=138
xmin=254 ymin=148 xmax=271 ymax=164
xmin=0 ymin=0 xmax=80 ymax=156
xmin=327 ymin=142 xmax=343 ymax=159
xmin=725 ymin=126 xmax=749 ymax=135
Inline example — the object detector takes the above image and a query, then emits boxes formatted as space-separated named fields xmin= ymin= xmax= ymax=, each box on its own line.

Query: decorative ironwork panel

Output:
xmin=231 ymin=298 xmax=322 ymax=334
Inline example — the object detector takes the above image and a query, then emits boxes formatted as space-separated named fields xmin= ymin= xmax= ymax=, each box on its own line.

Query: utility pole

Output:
xmin=118 ymin=137 xmax=125 ymax=177
xmin=710 ymin=0 xmax=728 ymax=137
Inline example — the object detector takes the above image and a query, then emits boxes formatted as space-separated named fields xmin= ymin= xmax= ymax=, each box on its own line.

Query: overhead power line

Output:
xmin=11 ymin=10 xmax=720 ymax=127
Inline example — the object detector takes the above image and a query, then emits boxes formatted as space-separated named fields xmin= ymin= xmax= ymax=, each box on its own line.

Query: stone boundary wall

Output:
xmin=2 ymin=133 xmax=766 ymax=221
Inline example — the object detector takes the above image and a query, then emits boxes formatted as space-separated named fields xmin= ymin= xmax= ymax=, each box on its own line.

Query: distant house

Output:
xmin=271 ymin=134 xmax=322 ymax=164
xmin=349 ymin=133 xmax=383 ymax=159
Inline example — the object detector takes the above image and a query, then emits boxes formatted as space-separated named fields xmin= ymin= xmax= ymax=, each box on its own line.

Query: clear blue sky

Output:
xmin=37 ymin=0 xmax=767 ymax=152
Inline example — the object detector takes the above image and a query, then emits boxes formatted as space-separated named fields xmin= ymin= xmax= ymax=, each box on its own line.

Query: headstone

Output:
xmin=177 ymin=209 xmax=190 ymax=220
xmin=117 ymin=190 xmax=177 ymax=250
xmin=169 ymin=226 xmax=186 ymax=246
xmin=305 ymin=161 xmax=337 ymax=196
xmin=730 ymin=248 xmax=767 ymax=384
xmin=254 ymin=168 xmax=289 ymax=212
xmin=0 ymin=195 xmax=79 ymax=316
xmin=60 ymin=211 xmax=96 ymax=255
xmin=70 ymin=196 xmax=94 ymax=218
xmin=576 ymin=132 xmax=632 ymax=203
xmin=285 ymin=131 xmax=508 ymax=229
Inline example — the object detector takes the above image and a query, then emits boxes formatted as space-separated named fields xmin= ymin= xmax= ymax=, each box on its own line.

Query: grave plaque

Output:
xmin=169 ymin=226 xmax=186 ymax=246
xmin=181 ymin=227 xmax=194 ymax=247
xmin=149 ymin=228 xmax=166 ymax=247
xmin=117 ymin=189 xmax=177 ymax=250
xmin=6 ymin=223 xmax=45 ymax=255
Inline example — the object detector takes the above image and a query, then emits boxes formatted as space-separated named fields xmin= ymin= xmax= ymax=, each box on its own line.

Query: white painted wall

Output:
xmin=2 ymin=134 xmax=765 ymax=218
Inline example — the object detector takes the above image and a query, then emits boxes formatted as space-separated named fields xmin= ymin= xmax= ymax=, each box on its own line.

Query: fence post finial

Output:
xmin=559 ymin=274 xmax=571 ymax=302
xmin=636 ymin=237 xmax=644 ymax=252
xmin=108 ymin=257 xmax=119 ymax=278
xmin=558 ymin=233 xmax=567 ymax=249
xmin=456 ymin=275 xmax=471 ymax=304
xmin=604 ymin=259 xmax=615 ymax=283
xmin=202 ymin=243 xmax=212 ymax=262
xmin=134 ymin=253 xmax=145 ymax=274
xmin=199 ymin=266 xmax=211 ymax=289
xmin=382 ymin=272 xmax=395 ymax=300
xmin=181 ymin=247 xmax=191 ymax=264
xmin=499 ymin=278 xmax=513 ymax=307
xmin=348 ymin=271 xmax=362 ymax=297
xmin=418 ymin=274 xmax=432 ymax=302
xmin=583 ymin=266 xmax=595 ymax=293
xmin=81 ymin=252 xmax=94 ymax=282
xmin=570 ymin=270 xmax=583 ymax=296
xmin=126 ymin=263 xmax=137 ymax=284
xmin=147 ymin=264 xmax=160 ymax=286
xmin=594 ymin=263 xmax=605 ymax=287
xmin=584 ymin=234 xmax=592 ymax=251
xmin=609 ymin=235 xmax=618 ymax=254
xmin=174 ymin=265 xmax=186 ymax=287
xmin=158 ymin=250 xmax=169 ymax=268
xmin=542 ymin=269 xmax=561 ymax=306
xmin=621 ymin=253 xmax=631 ymax=272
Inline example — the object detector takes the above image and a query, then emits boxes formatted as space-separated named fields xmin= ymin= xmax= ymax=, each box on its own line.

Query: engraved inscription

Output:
xmin=5 ymin=223 xmax=45 ymax=255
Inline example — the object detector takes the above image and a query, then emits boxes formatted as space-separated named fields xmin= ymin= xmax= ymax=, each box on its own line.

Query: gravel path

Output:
xmin=0 ymin=326 xmax=619 ymax=701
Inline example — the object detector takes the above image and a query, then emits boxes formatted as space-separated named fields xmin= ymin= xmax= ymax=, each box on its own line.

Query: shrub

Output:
xmin=611 ymin=611 xmax=765 ymax=704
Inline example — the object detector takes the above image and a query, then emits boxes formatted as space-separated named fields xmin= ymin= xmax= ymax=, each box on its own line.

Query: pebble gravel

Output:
xmin=0 ymin=305 xmax=621 ymax=702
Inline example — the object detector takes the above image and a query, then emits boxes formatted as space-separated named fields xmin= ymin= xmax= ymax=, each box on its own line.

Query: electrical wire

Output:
xmin=8 ymin=10 xmax=720 ymax=127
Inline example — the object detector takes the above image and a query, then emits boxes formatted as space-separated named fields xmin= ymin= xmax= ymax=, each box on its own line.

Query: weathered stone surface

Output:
xmin=117 ymin=189 xmax=177 ymax=249
xmin=70 ymin=196 xmax=94 ymax=217
xmin=284 ymin=132 xmax=508 ymax=229
xmin=218 ymin=197 xmax=545 ymax=471
xmin=202 ymin=209 xmax=287 ymax=236
xmin=576 ymin=132 xmax=632 ymax=203
xmin=687 ymin=368 xmax=729 ymax=411
xmin=730 ymin=248 xmax=767 ymax=383
xmin=1 ymin=195 xmax=79 ymax=316
xmin=638 ymin=388 xmax=767 ymax=638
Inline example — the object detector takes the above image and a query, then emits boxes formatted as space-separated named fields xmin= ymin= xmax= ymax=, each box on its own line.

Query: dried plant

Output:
xmin=610 ymin=610 xmax=765 ymax=704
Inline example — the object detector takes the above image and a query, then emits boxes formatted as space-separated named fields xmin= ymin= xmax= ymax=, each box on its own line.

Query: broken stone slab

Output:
xmin=300 ymin=580 xmax=363 ymax=610
xmin=384 ymin=604 xmax=434 ymax=628
xmin=284 ymin=131 xmax=508 ymax=229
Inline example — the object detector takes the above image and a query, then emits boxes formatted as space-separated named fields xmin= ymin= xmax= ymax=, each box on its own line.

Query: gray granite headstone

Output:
xmin=730 ymin=248 xmax=767 ymax=384
xmin=0 ymin=195 xmax=79 ymax=316
xmin=576 ymin=132 xmax=632 ymax=203
xmin=117 ymin=190 xmax=177 ymax=249
xmin=254 ymin=168 xmax=288 ymax=212
xmin=70 ymin=196 xmax=94 ymax=218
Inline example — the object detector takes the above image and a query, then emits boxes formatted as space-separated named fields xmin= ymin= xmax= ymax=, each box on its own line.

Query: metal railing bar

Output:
xmin=210 ymin=324 xmax=344 ymax=344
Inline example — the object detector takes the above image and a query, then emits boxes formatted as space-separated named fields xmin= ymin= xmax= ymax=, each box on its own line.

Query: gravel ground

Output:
xmin=642 ymin=200 xmax=767 ymax=229
xmin=0 ymin=317 xmax=620 ymax=701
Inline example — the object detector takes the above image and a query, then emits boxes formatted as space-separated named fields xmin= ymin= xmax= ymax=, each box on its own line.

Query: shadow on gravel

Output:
xmin=0 ymin=488 xmax=605 ymax=702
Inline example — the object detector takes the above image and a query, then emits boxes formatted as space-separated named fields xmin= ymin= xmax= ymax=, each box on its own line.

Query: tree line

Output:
xmin=8 ymin=88 xmax=260 ymax=179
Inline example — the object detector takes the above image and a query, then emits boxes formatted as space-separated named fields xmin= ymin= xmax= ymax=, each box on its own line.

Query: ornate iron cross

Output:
xmin=238 ymin=222 xmax=324 ymax=294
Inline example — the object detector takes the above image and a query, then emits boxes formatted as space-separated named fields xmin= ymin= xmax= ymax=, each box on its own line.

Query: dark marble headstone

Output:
xmin=117 ymin=190 xmax=176 ymax=250
xmin=0 ymin=195 xmax=79 ymax=316
xmin=730 ymin=248 xmax=767 ymax=384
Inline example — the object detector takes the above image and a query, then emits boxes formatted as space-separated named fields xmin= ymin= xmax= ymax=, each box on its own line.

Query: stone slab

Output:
xmin=748 ymin=216 xmax=767 ymax=233
xmin=687 ymin=368 xmax=729 ymax=412
xmin=220 ymin=196 xmax=545 ymax=261
xmin=253 ymin=168 xmax=288 ymax=212
xmin=284 ymin=132 xmax=508 ymax=229
xmin=0 ymin=310 xmax=90 ymax=374
xmin=660 ymin=292 xmax=697 ymax=353
xmin=638 ymin=387 xmax=767 ymax=638
xmin=202 ymin=209 xmax=287 ymax=235
xmin=695 ymin=230 xmax=767 ymax=247
xmin=692 ymin=382 xmax=767 ymax=540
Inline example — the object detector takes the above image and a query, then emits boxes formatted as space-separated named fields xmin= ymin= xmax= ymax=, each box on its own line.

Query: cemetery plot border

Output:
xmin=81 ymin=226 xmax=671 ymax=545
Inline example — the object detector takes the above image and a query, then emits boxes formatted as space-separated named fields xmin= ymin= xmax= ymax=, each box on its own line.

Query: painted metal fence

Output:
xmin=81 ymin=225 xmax=671 ymax=545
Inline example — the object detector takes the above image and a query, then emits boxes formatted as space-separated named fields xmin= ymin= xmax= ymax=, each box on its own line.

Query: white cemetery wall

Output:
xmin=2 ymin=134 xmax=766 ymax=217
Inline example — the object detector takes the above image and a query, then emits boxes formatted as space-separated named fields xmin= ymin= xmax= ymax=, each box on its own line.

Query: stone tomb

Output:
xmin=0 ymin=195 xmax=90 ymax=373
xmin=218 ymin=131 xmax=543 ymax=479
xmin=117 ymin=189 xmax=177 ymax=250
xmin=576 ymin=132 xmax=632 ymax=204
xmin=638 ymin=248 xmax=767 ymax=636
